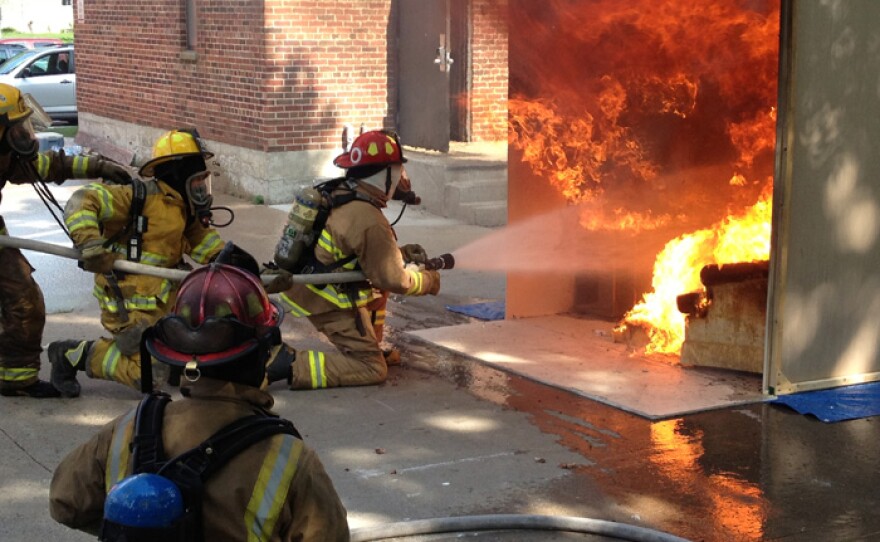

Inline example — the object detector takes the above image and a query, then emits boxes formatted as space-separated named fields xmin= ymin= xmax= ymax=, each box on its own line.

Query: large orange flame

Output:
xmin=624 ymin=184 xmax=773 ymax=354
xmin=508 ymin=0 xmax=780 ymax=355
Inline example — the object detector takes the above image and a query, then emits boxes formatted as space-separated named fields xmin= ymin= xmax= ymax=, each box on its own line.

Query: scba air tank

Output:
xmin=274 ymin=187 xmax=323 ymax=272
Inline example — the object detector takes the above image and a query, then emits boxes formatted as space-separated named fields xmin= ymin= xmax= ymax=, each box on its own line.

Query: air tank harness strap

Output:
xmin=103 ymin=178 xmax=148 ymax=263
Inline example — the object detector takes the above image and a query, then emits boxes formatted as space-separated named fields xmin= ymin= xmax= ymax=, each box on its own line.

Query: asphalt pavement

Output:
xmin=1 ymin=181 xmax=879 ymax=541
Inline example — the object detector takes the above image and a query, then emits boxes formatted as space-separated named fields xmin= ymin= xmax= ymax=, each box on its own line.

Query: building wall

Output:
xmin=470 ymin=0 xmax=508 ymax=142
xmin=0 ymin=0 xmax=73 ymax=34
xmin=74 ymin=0 xmax=506 ymax=204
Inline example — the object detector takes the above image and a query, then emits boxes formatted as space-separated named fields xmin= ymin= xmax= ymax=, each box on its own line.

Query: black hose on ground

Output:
xmin=350 ymin=514 xmax=691 ymax=542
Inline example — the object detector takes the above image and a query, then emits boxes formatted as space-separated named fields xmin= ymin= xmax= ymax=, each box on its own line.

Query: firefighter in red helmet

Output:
xmin=266 ymin=129 xmax=441 ymax=390
xmin=0 ymin=84 xmax=131 ymax=398
xmin=50 ymin=262 xmax=349 ymax=541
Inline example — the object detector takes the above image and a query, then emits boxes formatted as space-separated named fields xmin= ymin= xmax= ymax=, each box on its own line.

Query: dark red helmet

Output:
xmin=333 ymin=130 xmax=407 ymax=169
xmin=145 ymin=264 xmax=282 ymax=368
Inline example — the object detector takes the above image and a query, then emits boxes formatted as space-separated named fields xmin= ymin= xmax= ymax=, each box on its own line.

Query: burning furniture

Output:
xmin=678 ymin=262 xmax=769 ymax=374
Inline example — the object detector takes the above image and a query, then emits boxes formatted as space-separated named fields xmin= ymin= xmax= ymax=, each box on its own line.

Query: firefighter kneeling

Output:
xmin=265 ymin=129 xmax=441 ymax=390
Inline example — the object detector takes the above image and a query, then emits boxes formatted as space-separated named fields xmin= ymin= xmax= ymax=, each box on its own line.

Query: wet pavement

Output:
xmin=2 ymin=183 xmax=879 ymax=541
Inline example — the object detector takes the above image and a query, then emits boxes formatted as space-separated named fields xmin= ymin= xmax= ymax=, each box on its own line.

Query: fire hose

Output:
xmin=0 ymin=235 xmax=367 ymax=285
xmin=349 ymin=514 xmax=690 ymax=541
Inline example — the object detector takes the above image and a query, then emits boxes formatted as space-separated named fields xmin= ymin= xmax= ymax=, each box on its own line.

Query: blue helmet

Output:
xmin=104 ymin=473 xmax=184 ymax=529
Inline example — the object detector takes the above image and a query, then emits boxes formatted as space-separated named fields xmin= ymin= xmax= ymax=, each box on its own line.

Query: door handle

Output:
xmin=433 ymin=46 xmax=454 ymax=72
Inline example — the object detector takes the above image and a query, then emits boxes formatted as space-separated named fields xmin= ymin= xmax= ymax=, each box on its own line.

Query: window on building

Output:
xmin=62 ymin=0 xmax=72 ymax=5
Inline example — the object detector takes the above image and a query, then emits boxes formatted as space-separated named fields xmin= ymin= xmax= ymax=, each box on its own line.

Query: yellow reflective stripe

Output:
xmin=101 ymin=343 xmax=122 ymax=378
xmin=35 ymin=154 xmax=50 ymax=178
xmin=92 ymin=183 xmax=114 ymax=220
xmin=305 ymin=283 xmax=371 ymax=308
xmin=0 ymin=366 xmax=39 ymax=382
xmin=64 ymin=341 xmax=89 ymax=367
xmin=373 ymin=309 xmax=386 ymax=326
xmin=93 ymin=280 xmax=174 ymax=313
xmin=105 ymin=408 xmax=137 ymax=493
xmin=106 ymin=244 xmax=171 ymax=267
xmin=65 ymin=209 xmax=99 ymax=233
xmin=190 ymin=230 xmax=224 ymax=263
xmin=72 ymin=155 xmax=90 ymax=178
xmin=245 ymin=435 xmax=303 ymax=542
xmin=405 ymin=268 xmax=423 ymax=295
xmin=278 ymin=292 xmax=311 ymax=317
xmin=307 ymin=351 xmax=327 ymax=389
xmin=316 ymin=230 xmax=346 ymax=260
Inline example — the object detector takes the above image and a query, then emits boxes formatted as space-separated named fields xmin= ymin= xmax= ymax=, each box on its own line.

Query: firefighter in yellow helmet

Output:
xmin=48 ymin=129 xmax=225 ymax=397
xmin=265 ymin=130 xmax=441 ymax=390
xmin=0 ymin=83 xmax=131 ymax=398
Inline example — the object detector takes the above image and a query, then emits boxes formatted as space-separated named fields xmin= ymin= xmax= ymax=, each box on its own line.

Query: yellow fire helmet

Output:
xmin=139 ymin=129 xmax=214 ymax=178
xmin=0 ymin=83 xmax=33 ymax=127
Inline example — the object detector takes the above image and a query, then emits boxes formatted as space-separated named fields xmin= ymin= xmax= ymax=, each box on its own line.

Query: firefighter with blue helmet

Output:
xmin=50 ymin=262 xmax=349 ymax=541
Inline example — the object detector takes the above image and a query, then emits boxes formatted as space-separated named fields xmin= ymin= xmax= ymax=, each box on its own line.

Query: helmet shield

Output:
xmin=22 ymin=94 xmax=51 ymax=132
xmin=6 ymin=119 xmax=37 ymax=158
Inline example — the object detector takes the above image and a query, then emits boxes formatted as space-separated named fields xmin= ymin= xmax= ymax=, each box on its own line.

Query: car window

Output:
xmin=0 ymin=51 xmax=36 ymax=74
xmin=22 ymin=52 xmax=70 ymax=77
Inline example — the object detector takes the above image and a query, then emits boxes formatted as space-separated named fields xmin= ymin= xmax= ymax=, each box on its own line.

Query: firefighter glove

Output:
xmin=262 ymin=268 xmax=294 ymax=294
xmin=400 ymin=243 xmax=428 ymax=265
xmin=79 ymin=240 xmax=119 ymax=274
xmin=96 ymin=159 xmax=132 ymax=184
xmin=422 ymin=269 xmax=441 ymax=296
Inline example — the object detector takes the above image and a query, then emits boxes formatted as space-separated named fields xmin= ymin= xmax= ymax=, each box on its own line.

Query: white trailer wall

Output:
xmin=768 ymin=0 xmax=880 ymax=394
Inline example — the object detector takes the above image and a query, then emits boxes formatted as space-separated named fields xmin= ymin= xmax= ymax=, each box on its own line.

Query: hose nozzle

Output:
xmin=425 ymin=253 xmax=455 ymax=270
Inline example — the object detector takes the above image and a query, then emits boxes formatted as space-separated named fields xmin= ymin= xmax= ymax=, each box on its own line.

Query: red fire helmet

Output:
xmin=145 ymin=264 xmax=282 ymax=367
xmin=333 ymin=130 xmax=407 ymax=169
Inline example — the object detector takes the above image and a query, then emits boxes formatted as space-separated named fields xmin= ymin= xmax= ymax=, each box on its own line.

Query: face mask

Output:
xmin=5 ymin=120 xmax=38 ymax=159
xmin=185 ymin=171 xmax=214 ymax=226
xmin=390 ymin=165 xmax=421 ymax=204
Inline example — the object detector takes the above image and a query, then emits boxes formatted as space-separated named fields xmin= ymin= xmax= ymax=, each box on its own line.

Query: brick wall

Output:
xmin=471 ymin=0 xmax=508 ymax=142
xmin=75 ymin=0 xmax=396 ymax=154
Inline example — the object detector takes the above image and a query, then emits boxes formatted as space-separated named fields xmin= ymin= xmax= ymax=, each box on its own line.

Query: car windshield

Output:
xmin=0 ymin=51 xmax=37 ymax=74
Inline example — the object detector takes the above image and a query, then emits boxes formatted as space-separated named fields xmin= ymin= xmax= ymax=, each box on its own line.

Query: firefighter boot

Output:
xmin=383 ymin=349 xmax=401 ymax=366
xmin=49 ymin=340 xmax=92 ymax=398
xmin=0 ymin=379 xmax=61 ymax=398
xmin=266 ymin=344 xmax=296 ymax=385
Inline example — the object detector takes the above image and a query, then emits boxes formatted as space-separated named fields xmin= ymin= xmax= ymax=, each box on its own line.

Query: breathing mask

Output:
xmin=390 ymin=164 xmax=421 ymax=204
xmin=185 ymin=171 xmax=214 ymax=227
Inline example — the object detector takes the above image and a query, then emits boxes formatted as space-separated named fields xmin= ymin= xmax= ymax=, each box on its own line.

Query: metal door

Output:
xmin=398 ymin=0 xmax=451 ymax=152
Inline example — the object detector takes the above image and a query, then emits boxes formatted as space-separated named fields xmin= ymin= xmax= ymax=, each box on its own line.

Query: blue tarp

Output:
xmin=772 ymin=382 xmax=880 ymax=423
xmin=445 ymin=301 xmax=505 ymax=321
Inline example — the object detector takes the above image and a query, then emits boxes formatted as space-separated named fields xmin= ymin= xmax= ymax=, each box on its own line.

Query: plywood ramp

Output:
xmin=407 ymin=315 xmax=766 ymax=420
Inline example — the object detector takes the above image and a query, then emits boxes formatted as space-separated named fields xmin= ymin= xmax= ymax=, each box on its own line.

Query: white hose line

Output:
xmin=350 ymin=514 xmax=691 ymax=542
xmin=0 ymin=234 xmax=367 ymax=285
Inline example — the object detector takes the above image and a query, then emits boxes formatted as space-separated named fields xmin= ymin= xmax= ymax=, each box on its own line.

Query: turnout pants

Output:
xmin=0 ymin=245 xmax=47 ymax=391
xmin=290 ymin=306 xmax=387 ymax=389
xmin=84 ymin=302 xmax=172 ymax=391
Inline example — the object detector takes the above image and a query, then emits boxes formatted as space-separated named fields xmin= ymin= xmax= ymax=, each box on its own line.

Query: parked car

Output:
xmin=0 ymin=45 xmax=75 ymax=122
xmin=0 ymin=44 xmax=26 ymax=65
xmin=0 ymin=38 xmax=65 ymax=50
